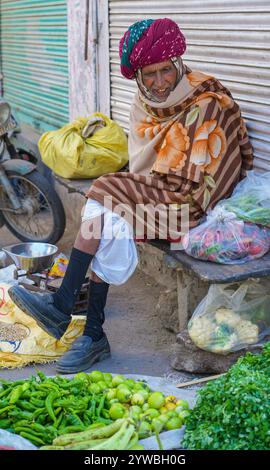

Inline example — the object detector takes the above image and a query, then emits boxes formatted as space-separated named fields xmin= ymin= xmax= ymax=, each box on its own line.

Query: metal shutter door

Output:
xmin=108 ymin=0 xmax=270 ymax=171
xmin=0 ymin=0 xmax=69 ymax=132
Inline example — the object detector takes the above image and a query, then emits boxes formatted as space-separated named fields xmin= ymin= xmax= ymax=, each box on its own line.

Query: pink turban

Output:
xmin=119 ymin=18 xmax=186 ymax=79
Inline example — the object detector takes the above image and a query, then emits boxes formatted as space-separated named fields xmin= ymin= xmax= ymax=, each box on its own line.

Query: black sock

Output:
xmin=52 ymin=247 xmax=93 ymax=315
xmin=83 ymin=280 xmax=109 ymax=341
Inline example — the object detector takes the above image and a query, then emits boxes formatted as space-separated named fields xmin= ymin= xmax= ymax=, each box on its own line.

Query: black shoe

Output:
xmin=8 ymin=286 xmax=71 ymax=340
xmin=56 ymin=334 xmax=111 ymax=374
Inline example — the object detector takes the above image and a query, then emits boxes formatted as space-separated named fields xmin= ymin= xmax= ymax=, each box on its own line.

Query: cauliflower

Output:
xmin=215 ymin=308 xmax=242 ymax=327
xmin=236 ymin=320 xmax=259 ymax=344
xmin=188 ymin=315 xmax=213 ymax=349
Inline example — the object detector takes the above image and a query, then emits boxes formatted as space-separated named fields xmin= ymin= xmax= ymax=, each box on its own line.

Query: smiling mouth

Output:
xmin=154 ymin=88 xmax=169 ymax=95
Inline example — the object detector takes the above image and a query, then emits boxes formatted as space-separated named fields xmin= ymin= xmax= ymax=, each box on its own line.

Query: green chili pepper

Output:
xmin=0 ymin=418 xmax=11 ymax=429
xmin=37 ymin=371 xmax=47 ymax=382
xmin=58 ymin=425 xmax=86 ymax=434
xmin=0 ymin=405 xmax=14 ymax=416
xmin=9 ymin=409 xmax=33 ymax=420
xmin=18 ymin=400 xmax=36 ymax=412
xmin=45 ymin=390 xmax=58 ymax=423
xmin=9 ymin=385 xmax=24 ymax=404
xmin=0 ymin=387 xmax=12 ymax=399
xmin=33 ymin=407 xmax=46 ymax=419
xmin=0 ymin=399 xmax=9 ymax=408
xmin=54 ymin=411 xmax=64 ymax=429
xmin=20 ymin=431 xmax=45 ymax=446
xmin=96 ymin=395 xmax=106 ymax=418
xmin=30 ymin=397 xmax=45 ymax=408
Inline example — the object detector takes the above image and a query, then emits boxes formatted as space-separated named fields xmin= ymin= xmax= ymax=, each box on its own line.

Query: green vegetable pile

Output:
xmin=222 ymin=193 xmax=270 ymax=227
xmin=0 ymin=370 xmax=189 ymax=448
xmin=182 ymin=342 xmax=270 ymax=450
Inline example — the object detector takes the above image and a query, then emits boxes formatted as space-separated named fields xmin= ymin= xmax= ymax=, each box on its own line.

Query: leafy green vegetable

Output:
xmin=182 ymin=342 xmax=270 ymax=450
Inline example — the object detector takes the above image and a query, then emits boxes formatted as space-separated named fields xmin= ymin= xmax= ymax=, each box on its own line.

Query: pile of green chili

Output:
xmin=0 ymin=371 xmax=112 ymax=446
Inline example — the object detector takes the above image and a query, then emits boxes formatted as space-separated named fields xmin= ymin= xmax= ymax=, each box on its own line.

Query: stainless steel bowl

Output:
xmin=2 ymin=242 xmax=58 ymax=273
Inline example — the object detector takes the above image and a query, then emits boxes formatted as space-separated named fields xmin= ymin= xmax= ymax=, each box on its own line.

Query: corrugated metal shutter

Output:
xmin=108 ymin=0 xmax=270 ymax=171
xmin=0 ymin=0 xmax=69 ymax=132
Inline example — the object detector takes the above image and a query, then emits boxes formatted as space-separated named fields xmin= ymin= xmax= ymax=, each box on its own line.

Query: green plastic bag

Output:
xmin=38 ymin=113 xmax=128 ymax=179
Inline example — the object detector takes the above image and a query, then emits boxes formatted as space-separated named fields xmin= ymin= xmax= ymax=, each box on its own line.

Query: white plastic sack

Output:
xmin=82 ymin=199 xmax=138 ymax=285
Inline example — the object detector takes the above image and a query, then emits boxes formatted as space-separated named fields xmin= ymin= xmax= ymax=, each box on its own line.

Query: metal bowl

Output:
xmin=2 ymin=242 xmax=58 ymax=273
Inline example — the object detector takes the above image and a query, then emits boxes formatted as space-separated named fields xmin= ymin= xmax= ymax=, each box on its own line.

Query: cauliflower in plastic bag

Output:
xmin=188 ymin=281 xmax=269 ymax=354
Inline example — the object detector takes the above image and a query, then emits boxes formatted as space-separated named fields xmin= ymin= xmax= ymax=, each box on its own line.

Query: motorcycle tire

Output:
xmin=0 ymin=169 xmax=66 ymax=244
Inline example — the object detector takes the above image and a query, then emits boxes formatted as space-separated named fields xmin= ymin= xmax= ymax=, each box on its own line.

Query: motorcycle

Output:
xmin=0 ymin=100 xmax=66 ymax=243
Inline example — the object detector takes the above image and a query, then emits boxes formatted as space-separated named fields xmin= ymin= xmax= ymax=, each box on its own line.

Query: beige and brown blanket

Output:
xmin=86 ymin=68 xmax=253 ymax=240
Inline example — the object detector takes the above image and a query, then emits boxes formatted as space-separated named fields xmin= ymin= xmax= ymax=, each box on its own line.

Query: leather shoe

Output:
xmin=56 ymin=334 xmax=111 ymax=374
xmin=8 ymin=285 xmax=71 ymax=340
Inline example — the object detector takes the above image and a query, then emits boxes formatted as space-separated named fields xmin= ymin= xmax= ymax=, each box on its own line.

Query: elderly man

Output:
xmin=9 ymin=18 xmax=253 ymax=373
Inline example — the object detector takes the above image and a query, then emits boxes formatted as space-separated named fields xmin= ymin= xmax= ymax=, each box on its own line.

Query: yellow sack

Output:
xmin=0 ymin=283 xmax=85 ymax=369
xmin=38 ymin=113 xmax=129 ymax=179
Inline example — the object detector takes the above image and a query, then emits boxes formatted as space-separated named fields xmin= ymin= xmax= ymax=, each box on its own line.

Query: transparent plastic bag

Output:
xmin=217 ymin=170 xmax=270 ymax=227
xmin=183 ymin=207 xmax=270 ymax=264
xmin=188 ymin=280 xmax=270 ymax=354
xmin=0 ymin=429 xmax=37 ymax=450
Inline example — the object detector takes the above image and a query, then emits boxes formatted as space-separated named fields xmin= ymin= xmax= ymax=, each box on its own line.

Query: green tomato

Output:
xmin=165 ymin=416 xmax=183 ymax=431
xmin=97 ymin=380 xmax=108 ymax=392
xmin=165 ymin=410 xmax=178 ymax=419
xmin=137 ymin=389 xmax=149 ymax=401
xmin=129 ymin=405 xmax=141 ymax=421
xmin=107 ymin=398 xmax=119 ymax=407
xmin=109 ymin=403 xmax=126 ymax=420
xmin=124 ymin=379 xmax=136 ymax=389
xmin=112 ymin=375 xmax=126 ymax=387
xmin=133 ymin=381 xmax=150 ymax=392
xmin=106 ymin=389 xmax=117 ymax=401
xmin=116 ymin=387 xmax=132 ymax=403
xmin=89 ymin=370 xmax=104 ymax=383
xmin=176 ymin=399 xmax=189 ymax=409
xmin=147 ymin=392 xmax=165 ymax=410
xmin=138 ymin=420 xmax=152 ymax=439
xmin=151 ymin=417 xmax=165 ymax=433
xmin=178 ymin=409 xmax=190 ymax=423
xmin=73 ymin=372 xmax=89 ymax=382
xmin=88 ymin=383 xmax=101 ymax=394
xmin=131 ymin=392 xmax=145 ymax=406
xmin=142 ymin=403 xmax=150 ymax=412
xmin=142 ymin=408 xmax=160 ymax=420
xmin=103 ymin=373 xmax=113 ymax=385
xmin=158 ymin=414 xmax=169 ymax=424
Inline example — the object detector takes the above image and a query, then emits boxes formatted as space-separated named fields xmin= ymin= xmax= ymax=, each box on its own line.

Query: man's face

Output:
xmin=141 ymin=60 xmax=178 ymax=101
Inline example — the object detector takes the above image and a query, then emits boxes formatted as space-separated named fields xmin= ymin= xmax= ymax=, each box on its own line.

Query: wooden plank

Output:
xmin=176 ymin=373 xmax=226 ymax=388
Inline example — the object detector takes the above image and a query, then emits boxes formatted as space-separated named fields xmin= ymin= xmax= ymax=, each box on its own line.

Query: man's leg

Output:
xmin=56 ymin=271 xmax=111 ymax=373
xmin=8 ymin=215 xmax=104 ymax=340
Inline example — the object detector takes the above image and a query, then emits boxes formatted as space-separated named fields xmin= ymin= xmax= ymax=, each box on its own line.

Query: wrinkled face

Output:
xmin=141 ymin=60 xmax=178 ymax=101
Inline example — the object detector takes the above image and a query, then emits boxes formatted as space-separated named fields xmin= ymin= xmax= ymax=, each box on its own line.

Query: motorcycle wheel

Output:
xmin=0 ymin=170 xmax=66 ymax=243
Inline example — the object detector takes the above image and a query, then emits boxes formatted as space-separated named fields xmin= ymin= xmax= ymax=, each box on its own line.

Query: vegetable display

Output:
xmin=182 ymin=342 xmax=270 ymax=450
xmin=0 ymin=371 xmax=190 ymax=449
